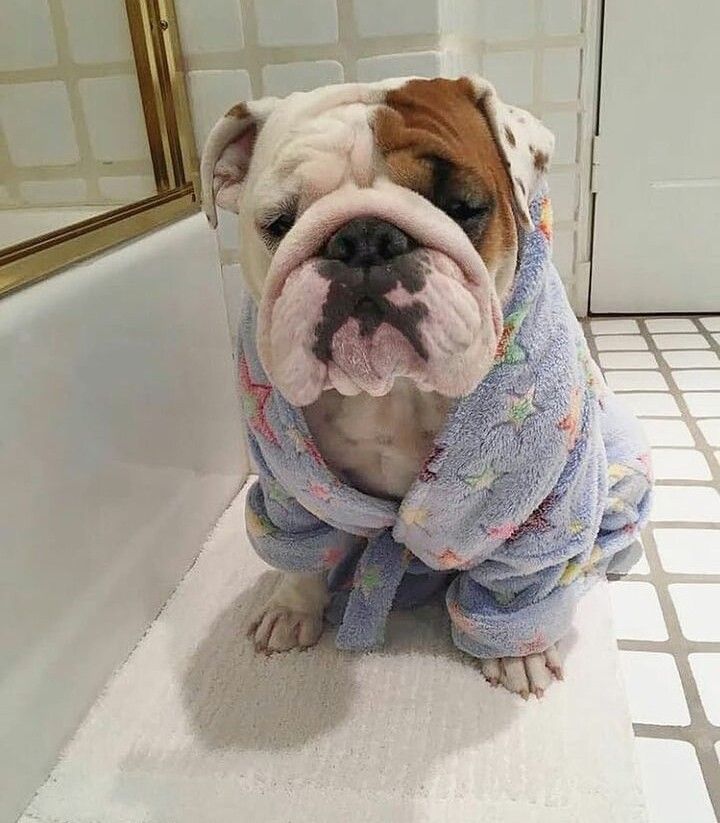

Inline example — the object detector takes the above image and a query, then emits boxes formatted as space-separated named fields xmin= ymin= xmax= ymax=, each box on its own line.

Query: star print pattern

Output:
xmin=462 ymin=465 xmax=500 ymax=491
xmin=558 ymin=386 xmax=583 ymax=450
xmin=238 ymin=356 xmax=279 ymax=446
xmin=506 ymin=385 xmax=537 ymax=429
xmin=494 ymin=305 xmax=529 ymax=365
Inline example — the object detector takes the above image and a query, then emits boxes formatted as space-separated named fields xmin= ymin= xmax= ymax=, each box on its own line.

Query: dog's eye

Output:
xmin=263 ymin=211 xmax=296 ymax=241
xmin=445 ymin=199 xmax=492 ymax=224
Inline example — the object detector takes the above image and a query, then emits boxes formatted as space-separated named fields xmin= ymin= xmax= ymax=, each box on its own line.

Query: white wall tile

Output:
xmin=18 ymin=179 xmax=88 ymax=204
xmin=98 ymin=176 xmax=156 ymax=202
xmin=652 ymin=486 xmax=720 ymax=523
xmin=619 ymin=393 xmax=680 ymax=417
xmin=672 ymin=370 xmax=720 ymax=391
xmin=79 ymin=76 xmax=150 ymax=162
xmin=543 ymin=48 xmax=581 ymax=102
xmin=262 ymin=60 xmax=343 ymax=97
xmin=216 ymin=209 xmax=242 ymax=254
xmin=483 ymin=50 xmax=534 ymax=107
xmin=1 ymin=81 xmax=79 ymax=166
xmin=655 ymin=528 xmax=720 ymax=574
xmin=544 ymin=0 xmax=582 ymax=35
xmin=0 ymin=186 xmax=14 ymax=206
xmin=683 ymin=393 xmax=720 ymax=417
xmin=440 ymin=0 xmax=484 ymax=35
xmin=619 ymin=651 xmax=690 ymax=726
xmin=598 ymin=351 xmax=658 ymax=369
xmin=688 ymin=654 xmax=720 ymax=725
xmin=652 ymin=333 xmax=709 ymax=349
xmin=61 ymin=0 xmax=134 ymax=64
xmin=543 ymin=111 xmax=578 ymax=165
xmin=604 ymin=371 xmax=668 ymax=391
xmin=187 ymin=70 xmax=253 ymax=151
xmin=482 ymin=0 xmax=535 ymax=40
xmin=174 ymin=0 xmax=244 ymax=55
xmin=670 ymin=584 xmax=720 ymax=641
xmin=255 ymin=0 xmax=338 ymax=46
xmin=609 ymin=581 xmax=668 ymax=641
xmin=0 ymin=0 xmax=57 ymax=71
xmin=651 ymin=449 xmax=711 ymax=481
xmin=547 ymin=170 xmax=577 ymax=221
xmin=636 ymin=739 xmax=716 ymax=823
xmin=220 ymin=263 xmax=245 ymax=349
xmin=356 ymin=51 xmax=443 ymax=83
xmin=353 ymin=0 xmax=440 ymax=37
xmin=662 ymin=350 xmax=720 ymax=369
xmin=640 ymin=419 xmax=693 ymax=447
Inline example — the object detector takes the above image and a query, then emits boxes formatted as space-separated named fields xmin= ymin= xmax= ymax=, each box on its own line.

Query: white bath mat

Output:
xmin=21 ymin=484 xmax=647 ymax=823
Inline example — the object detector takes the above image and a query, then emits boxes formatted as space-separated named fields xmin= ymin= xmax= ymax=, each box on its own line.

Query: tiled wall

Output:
xmin=177 ymin=0 xmax=598 ymax=322
xmin=0 ymin=0 xmax=156 ymax=210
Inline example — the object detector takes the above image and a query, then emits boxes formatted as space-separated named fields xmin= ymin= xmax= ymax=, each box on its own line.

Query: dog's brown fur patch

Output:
xmin=374 ymin=77 xmax=517 ymax=273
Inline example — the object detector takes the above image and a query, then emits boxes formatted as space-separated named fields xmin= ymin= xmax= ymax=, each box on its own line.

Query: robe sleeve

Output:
xmin=244 ymin=433 xmax=348 ymax=575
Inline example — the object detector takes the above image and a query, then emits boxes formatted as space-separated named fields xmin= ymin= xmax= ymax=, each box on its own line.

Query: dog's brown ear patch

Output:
xmin=200 ymin=98 xmax=277 ymax=227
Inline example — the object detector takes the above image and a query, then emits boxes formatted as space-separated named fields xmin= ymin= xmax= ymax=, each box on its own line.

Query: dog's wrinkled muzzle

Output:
xmin=257 ymin=180 xmax=503 ymax=406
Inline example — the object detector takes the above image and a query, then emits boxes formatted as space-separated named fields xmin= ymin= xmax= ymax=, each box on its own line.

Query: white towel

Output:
xmin=21 ymin=484 xmax=647 ymax=823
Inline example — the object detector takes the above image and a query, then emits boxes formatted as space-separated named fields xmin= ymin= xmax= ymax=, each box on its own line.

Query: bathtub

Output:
xmin=0 ymin=215 xmax=248 ymax=821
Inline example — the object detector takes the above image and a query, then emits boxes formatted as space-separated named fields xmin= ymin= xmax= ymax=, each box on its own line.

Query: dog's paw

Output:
xmin=480 ymin=644 xmax=563 ymax=699
xmin=248 ymin=607 xmax=324 ymax=654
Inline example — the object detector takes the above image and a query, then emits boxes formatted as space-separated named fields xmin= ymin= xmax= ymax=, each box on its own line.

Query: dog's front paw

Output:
xmin=249 ymin=607 xmax=324 ymax=653
xmin=480 ymin=644 xmax=563 ymax=699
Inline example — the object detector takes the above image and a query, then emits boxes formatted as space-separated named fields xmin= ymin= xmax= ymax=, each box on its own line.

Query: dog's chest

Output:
xmin=304 ymin=380 xmax=452 ymax=500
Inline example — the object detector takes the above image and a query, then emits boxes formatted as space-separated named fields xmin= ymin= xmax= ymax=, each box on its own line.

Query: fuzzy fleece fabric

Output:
xmin=239 ymin=191 xmax=653 ymax=659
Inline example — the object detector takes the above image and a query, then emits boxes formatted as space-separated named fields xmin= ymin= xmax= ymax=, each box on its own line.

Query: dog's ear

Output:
xmin=200 ymin=97 xmax=278 ymax=228
xmin=468 ymin=76 xmax=554 ymax=230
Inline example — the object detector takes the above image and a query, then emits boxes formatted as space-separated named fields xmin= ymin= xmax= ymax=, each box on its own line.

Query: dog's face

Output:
xmin=202 ymin=77 xmax=553 ymax=406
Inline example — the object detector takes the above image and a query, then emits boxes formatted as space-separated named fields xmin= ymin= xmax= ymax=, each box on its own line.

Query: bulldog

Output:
xmin=201 ymin=76 xmax=650 ymax=698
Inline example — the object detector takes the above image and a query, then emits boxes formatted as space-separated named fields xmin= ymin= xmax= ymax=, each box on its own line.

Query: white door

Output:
xmin=591 ymin=0 xmax=720 ymax=313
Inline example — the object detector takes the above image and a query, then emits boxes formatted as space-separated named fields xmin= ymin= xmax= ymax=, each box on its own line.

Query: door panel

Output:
xmin=591 ymin=0 xmax=720 ymax=312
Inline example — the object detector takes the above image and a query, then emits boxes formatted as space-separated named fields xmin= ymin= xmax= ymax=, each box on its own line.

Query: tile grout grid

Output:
xmin=584 ymin=315 xmax=720 ymax=822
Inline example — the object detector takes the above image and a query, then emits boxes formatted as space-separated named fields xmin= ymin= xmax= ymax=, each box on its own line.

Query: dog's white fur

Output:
xmin=203 ymin=78 xmax=559 ymax=697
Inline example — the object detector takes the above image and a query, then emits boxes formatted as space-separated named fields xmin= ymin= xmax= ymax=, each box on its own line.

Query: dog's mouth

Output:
xmin=255 ymin=186 xmax=503 ymax=407
xmin=261 ymin=245 xmax=499 ymax=404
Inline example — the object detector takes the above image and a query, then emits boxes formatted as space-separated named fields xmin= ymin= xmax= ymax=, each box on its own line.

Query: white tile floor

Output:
xmin=585 ymin=316 xmax=720 ymax=823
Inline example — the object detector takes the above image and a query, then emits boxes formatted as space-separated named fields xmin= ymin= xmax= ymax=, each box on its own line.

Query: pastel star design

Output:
xmin=359 ymin=565 xmax=382 ymax=594
xmin=506 ymin=385 xmax=537 ymax=430
xmin=538 ymin=197 xmax=553 ymax=242
xmin=437 ymin=547 xmax=463 ymax=569
xmin=267 ymin=479 xmax=291 ymax=505
xmin=287 ymin=426 xmax=326 ymax=466
xmin=568 ymin=518 xmax=585 ymax=536
xmin=558 ymin=386 xmax=583 ymax=450
xmin=494 ymin=305 xmax=529 ymax=365
xmin=322 ymin=547 xmax=345 ymax=568
xmin=448 ymin=601 xmax=477 ymax=635
xmin=517 ymin=631 xmax=547 ymax=656
xmin=608 ymin=462 xmax=633 ymax=482
xmin=419 ymin=444 xmax=446 ymax=482
xmin=463 ymin=465 xmax=499 ymax=491
xmin=246 ymin=508 xmax=277 ymax=539
xmin=308 ymin=481 xmax=331 ymax=502
xmin=400 ymin=506 xmax=430 ymax=529
xmin=487 ymin=522 xmax=517 ymax=541
xmin=559 ymin=544 xmax=603 ymax=586
xmin=238 ymin=357 xmax=279 ymax=446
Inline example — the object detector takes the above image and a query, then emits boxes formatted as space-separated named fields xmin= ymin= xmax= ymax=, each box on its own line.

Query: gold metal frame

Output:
xmin=0 ymin=0 xmax=200 ymax=300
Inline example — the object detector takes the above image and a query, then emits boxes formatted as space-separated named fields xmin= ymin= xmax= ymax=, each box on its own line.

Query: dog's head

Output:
xmin=202 ymin=76 xmax=553 ymax=406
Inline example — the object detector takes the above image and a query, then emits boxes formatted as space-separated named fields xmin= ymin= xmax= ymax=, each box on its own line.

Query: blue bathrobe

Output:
xmin=239 ymin=191 xmax=653 ymax=659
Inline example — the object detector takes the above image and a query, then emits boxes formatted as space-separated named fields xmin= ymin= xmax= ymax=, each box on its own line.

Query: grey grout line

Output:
xmin=587 ymin=317 xmax=720 ymax=819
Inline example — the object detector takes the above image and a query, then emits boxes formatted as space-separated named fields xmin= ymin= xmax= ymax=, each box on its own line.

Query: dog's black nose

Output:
xmin=323 ymin=217 xmax=414 ymax=268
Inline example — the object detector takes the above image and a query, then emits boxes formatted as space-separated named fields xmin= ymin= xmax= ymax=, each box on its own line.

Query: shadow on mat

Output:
xmin=181 ymin=569 xmax=574 ymax=755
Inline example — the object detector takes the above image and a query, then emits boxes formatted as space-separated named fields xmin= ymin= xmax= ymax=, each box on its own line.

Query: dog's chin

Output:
xmin=259 ymin=247 xmax=502 ymax=407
